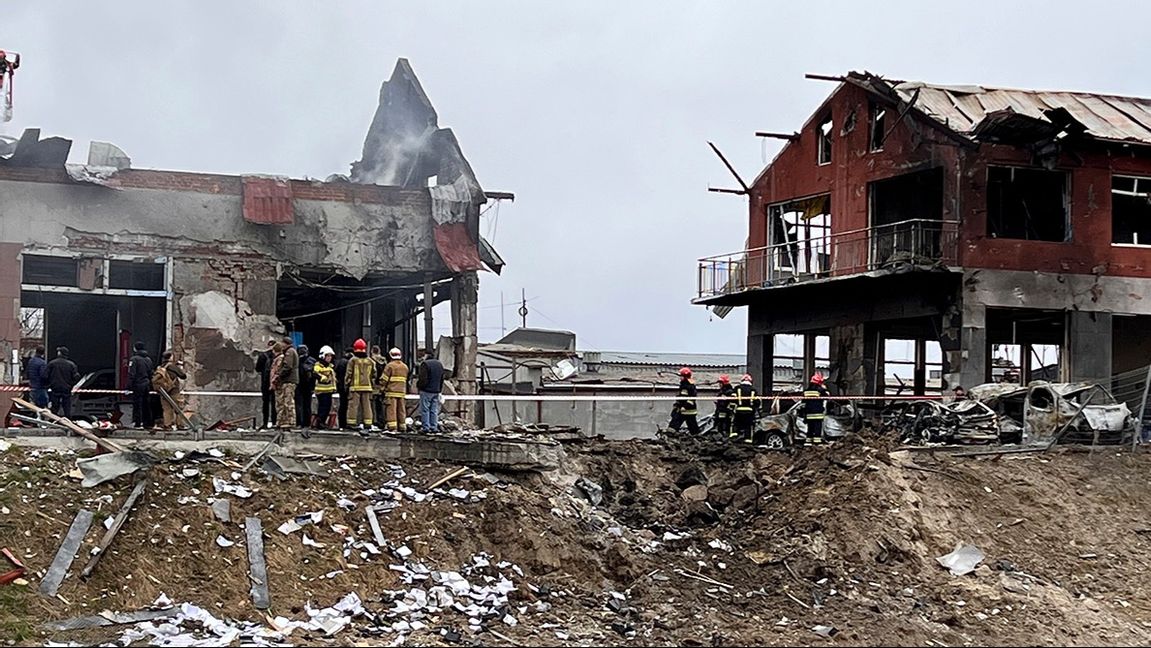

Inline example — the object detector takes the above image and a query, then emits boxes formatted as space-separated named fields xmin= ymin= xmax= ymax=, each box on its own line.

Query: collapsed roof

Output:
xmin=844 ymin=71 xmax=1151 ymax=149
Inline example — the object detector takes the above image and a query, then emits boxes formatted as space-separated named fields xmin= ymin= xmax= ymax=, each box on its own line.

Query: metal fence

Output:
xmin=697 ymin=218 xmax=960 ymax=300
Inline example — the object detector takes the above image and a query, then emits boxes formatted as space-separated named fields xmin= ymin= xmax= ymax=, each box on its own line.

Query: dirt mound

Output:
xmin=2 ymin=435 xmax=1151 ymax=646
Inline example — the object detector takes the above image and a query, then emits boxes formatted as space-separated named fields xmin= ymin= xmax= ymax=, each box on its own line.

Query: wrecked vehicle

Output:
xmin=700 ymin=399 xmax=860 ymax=449
xmin=970 ymin=381 xmax=1137 ymax=445
xmin=882 ymin=399 xmax=1001 ymax=446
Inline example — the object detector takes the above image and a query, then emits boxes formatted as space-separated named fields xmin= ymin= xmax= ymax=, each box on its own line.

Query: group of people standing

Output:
xmin=24 ymin=342 xmax=186 ymax=428
xmin=255 ymin=337 xmax=446 ymax=436
xmin=669 ymin=367 xmax=831 ymax=445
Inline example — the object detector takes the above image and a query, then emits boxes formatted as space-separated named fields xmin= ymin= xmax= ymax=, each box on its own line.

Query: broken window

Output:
xmin=869 ymin=102 xmax=886 ymax=152
xmin=986 ymin=166 xmax=1068 ymax=241
xmin=1112 ymin=175 xmax=1151 ymax=245
xmin=22 ymin=255 xmax=77 ymax=287
xmin=108 ymin=261 xmax=165 ymax=291
xmin=768 ymin=195 xmax=831 ymax=278
xmin=817 ymin=115 xmax=832 ymax=165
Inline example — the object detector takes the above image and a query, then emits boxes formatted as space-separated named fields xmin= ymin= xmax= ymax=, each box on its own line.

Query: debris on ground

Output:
xmin=0 ymin=428 xmax=1149 ymax=646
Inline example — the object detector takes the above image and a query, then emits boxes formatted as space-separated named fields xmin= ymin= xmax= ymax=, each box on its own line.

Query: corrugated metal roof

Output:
xmin=596 ymin=351 xmax=746 ymax=368
xmin=893 ymin=81 xmax=1151 ymax=145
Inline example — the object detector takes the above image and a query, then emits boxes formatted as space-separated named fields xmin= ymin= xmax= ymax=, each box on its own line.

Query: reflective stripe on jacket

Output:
xmin=347 ymin=355 xmax=376 ymax=392
xmin=803 ymin=385 xmax=828 ymax=419
xmin=675 ymin=378 xmax=697 ymax=415
xmin=383 ymin=359 xmax=409 ymax=398
xmin=735 ymin=387 xmax=757 ymax=412
xmin=313 ymin=362 xmax=337 ymax=394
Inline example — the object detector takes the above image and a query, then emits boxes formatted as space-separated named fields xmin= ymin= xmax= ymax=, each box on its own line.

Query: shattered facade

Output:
xmin=0 ymin=59 xmax=501 ymax=423
xmin=697 ymin=72 xmax=1151 ymax=400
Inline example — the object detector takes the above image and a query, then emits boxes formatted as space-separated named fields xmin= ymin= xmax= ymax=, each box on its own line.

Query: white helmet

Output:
xmin=389 ymin=347 xmax=402 ymax=359
xmin=318 ymin=345 xmax=335 ymax=358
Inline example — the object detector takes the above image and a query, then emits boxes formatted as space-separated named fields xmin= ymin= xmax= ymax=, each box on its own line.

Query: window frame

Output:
xmin=985 ymin=165 xmax=1071 ymax=242
xmin=1111 ymin=174 xmax=1151 ymax=247
xmin=816 ymin=114 xmax=833 ymax=166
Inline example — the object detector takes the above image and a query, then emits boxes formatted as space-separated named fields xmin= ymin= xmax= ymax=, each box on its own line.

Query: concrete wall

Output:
xmin=482 ymin=397 xmax=681 ymax=440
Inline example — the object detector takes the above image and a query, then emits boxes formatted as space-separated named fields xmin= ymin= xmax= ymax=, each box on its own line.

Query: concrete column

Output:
xmin=953 ymin=301 xmax=989 ymax=389
xmin=829 ymin=324 xmax=866 ymax=394
xmin=1068 ymin=311 xmax=1113 ymax=382
xmin=450 ymin=272 xmax=479 ymax=424
xmin=423 ymin=279 xmax=434 ymax=354
xmin=0 ymin=243 xmax=21 ymax=414
xmin=747 ymin=333 xmax=769 ymax=392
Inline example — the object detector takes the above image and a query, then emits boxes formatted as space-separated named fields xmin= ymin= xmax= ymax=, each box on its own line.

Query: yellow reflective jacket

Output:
xmin=382 ymin=359 xmax=409 ymax=398
xmin=313 ymin=361 xmax=336 ymax=394
xmin=346 ymin=354 xmax=376 ymax=392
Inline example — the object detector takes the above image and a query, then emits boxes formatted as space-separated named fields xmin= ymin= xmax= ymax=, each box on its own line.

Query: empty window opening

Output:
xmin=883 ymin=338 xmax=943 ymax=396
xmin=817 ymin=115 xmax=833 ymax=165
xmin=869 ymin=168 xmax=945 ymax=267
xmin=772 ymin=333 xmax=829 ymax=393
xmin=768 ymin=195 xmax=831 ymax=277
xmin=109 ymin=261 xmax=165 ymax=291
xmin=22 ymin=255 xmax=78 ymax=287
xmin=1112 ymin=175 xmax=1151 ymax=245
xmin=992 ymin=344 xmax=1023 ymax=384
xmin=987 ymin=166 xmax=1068 ymax=241
xmin=869 ymin=102 xmax=887 ymax=152
xmin=773 ymin=334 xmax=805 ymax=393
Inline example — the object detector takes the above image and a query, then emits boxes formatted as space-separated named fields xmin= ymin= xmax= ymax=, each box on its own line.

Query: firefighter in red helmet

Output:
xmin=734 ymin=373 xmax=759 ymax=443
xmin=668 ymin=367 xmax=699 ymax=435
xmin=802 ymin=372 xmax=830 ymax=445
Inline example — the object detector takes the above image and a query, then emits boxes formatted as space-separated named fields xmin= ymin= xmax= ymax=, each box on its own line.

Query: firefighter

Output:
xmin=802 ymin=373 xmax=831 ymax=445
xmin=734 ymin=374 xmax=759 ymax=443
xmin=381 ymin=347 xmax=409 ymax=432
xmin=312 ymin=346 xmax=337 ymax=433
xmin=345 ymin=338 xmax=378 ymax=433
xmin=714 ymin=374 xmax=735 ymax=439
xmin=668 ymin=367 xmax=699 ymax=435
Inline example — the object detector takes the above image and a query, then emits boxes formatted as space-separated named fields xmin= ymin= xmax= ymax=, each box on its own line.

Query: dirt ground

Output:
xmin=3 ymin=432 xmax=1151 ymax=646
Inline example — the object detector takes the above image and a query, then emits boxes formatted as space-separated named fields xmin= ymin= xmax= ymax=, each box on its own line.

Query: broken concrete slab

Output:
xmin=210 ymin=499 xmax=232 ymax=523
xmin=245 ymin=517 xmax=270 ymax=610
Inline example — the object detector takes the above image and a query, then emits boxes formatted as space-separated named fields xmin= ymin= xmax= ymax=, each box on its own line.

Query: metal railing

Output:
xmin=696 ymin=218 xmax=959 ymax=300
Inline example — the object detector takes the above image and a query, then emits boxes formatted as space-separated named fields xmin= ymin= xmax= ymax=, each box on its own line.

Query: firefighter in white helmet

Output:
xmin=381 ymin=347 xmax=409 ymax=432
xmin=311 ymin=345 xmax=337 ymax=432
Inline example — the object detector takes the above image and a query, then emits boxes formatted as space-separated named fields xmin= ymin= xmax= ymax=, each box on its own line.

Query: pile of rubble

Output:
xmin=6 ymin=426 xmax=1151 ymax=646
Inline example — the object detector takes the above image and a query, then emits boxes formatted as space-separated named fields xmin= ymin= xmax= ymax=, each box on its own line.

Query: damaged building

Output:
xmin=697 ymin=72 xmax=1151 ymax=397
xmin=0 ymin=59 xmax=504 ymax=423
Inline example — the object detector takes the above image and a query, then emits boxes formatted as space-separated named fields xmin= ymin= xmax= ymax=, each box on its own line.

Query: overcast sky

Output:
xmin=5 ymin=2 xmax=1150 ymax=354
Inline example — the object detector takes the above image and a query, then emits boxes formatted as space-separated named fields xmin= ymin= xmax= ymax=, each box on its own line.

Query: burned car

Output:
xmin=881 ymin=398 xmax=1001 ymax=445
xmin=697 ymin=398 xmax=859 ymax=449
xmin=970 ymin=381 xmax=1136 ymax=445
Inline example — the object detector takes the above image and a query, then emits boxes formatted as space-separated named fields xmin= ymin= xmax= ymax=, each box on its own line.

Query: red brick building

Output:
xmin=696 ymin=72 xmax=1151 ymax=397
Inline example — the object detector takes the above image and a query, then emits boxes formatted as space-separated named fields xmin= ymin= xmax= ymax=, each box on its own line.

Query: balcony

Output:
xmin=696 ymin=219 xmax=959 ymax=301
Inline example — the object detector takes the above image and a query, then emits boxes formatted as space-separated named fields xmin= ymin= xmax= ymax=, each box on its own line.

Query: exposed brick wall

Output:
xmin=0 ymin=165 xmax=429 ymax=206
xmin=748 ymin=82 xmax=1151 ymax=281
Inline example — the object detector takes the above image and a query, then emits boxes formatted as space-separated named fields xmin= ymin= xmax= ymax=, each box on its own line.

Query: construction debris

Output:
xmin=40 ymin=509 xmax=94 ymax=598
xmin=79 ymin=478 xmax=147 ymax=579
xmin=936 ymin=543 xmax=986 ymax=577
xmin=76 ymin=451 xmax=155 ymax=488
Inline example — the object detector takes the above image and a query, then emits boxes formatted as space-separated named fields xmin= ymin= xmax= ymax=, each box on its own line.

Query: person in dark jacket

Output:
xmin=733 ymin=374 xmax=760 ymax=443
xmin=714 ymin=374 xmax=736 ymax=439
xmin=335 ymin=347 xmax=351 ymax=429
xmin=416 ymin=349 xmax=445 ymax=432
xmin=46 ymin=346 xmax=80 ymax=418
xmin=25 ymin=345 xmax=49 ymax=408
xmin=296 ymin=344 xmax=316 ymax=428
xmin=668 ymin=367 xmax=700 ymax=435
xmin=254 ymin=340 xmax=276 ymax=429
xmin=127 ymin=342 xmax=155 ymax=429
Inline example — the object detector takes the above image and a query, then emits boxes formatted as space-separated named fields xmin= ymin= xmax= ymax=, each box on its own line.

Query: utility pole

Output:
xmin=500 ymin=291 xmax=506 ymax=337
xmin=519 ymin=288 xmax=528 ymax=328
